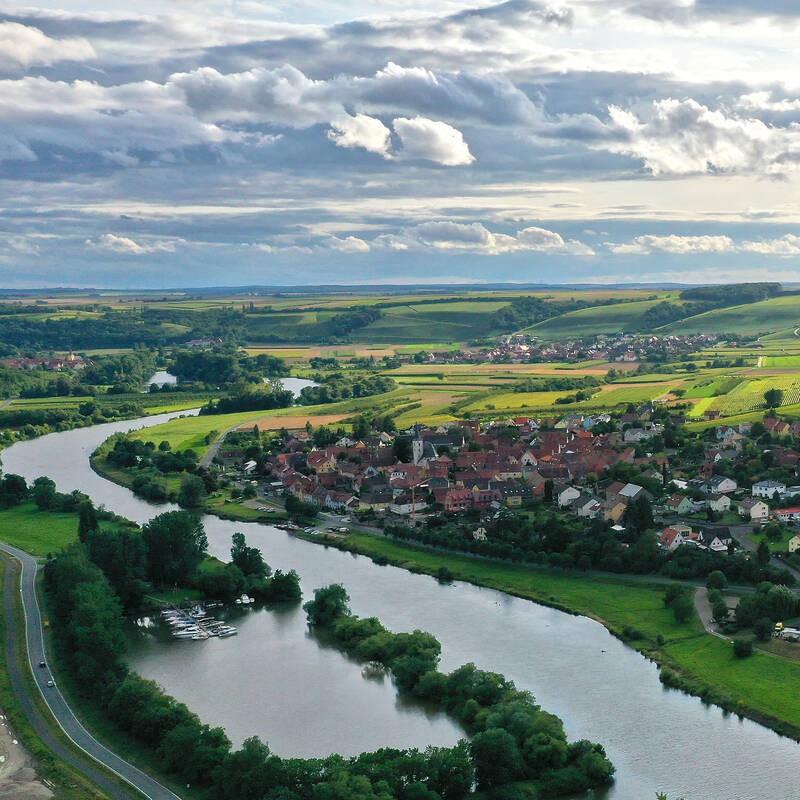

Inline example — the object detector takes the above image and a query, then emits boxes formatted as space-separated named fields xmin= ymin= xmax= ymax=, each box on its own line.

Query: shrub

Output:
xmin=733 ymin=639 xmax=754 ymax=658
xmin=706 ymin=570 xmax=728 ymax=591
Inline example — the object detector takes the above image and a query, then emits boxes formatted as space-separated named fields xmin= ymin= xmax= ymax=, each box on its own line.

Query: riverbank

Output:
xmin=310 ymin=529 xmax=800 ymax=742
xmin=88 ymin=442 xmax=800 ymax=743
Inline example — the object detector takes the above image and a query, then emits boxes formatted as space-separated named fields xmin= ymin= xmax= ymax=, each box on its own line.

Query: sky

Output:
xmin=3 ymin=0 xmax=800 ymax=288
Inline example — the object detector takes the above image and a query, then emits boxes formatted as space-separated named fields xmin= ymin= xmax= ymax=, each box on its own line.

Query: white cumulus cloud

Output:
xmin=0 ymin=21 xmax=95 ymax=69
xmin=392 ymin=116 xmax=474 ymax=166
xmin=327 ymin=114 xmax=392 ymax=156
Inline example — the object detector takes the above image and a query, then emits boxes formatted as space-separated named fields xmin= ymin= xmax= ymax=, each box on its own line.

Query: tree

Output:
xmin=303 ymin=584 xmax=350 ymax=627
xmin=706 ymin=570 xmax=727 ymax=591
xmin=142 ymin=511 xmax=208 ymax=586
xmin=351 ymin=415 xmax=370 ymax=439
xmin=392 ymin=436 xmax=412 ymax=463
xmin=757 ymin=539 xmax=771 ymax=568
xmin=31 ymin=476 xmax=57 ymax=510
xmin=764 ymin=388 xmax=783 ymax=409
xmin=469 ymin=728 xmax=524 ymax=790
xmin=733 ymin=638 xmax=753 ymax=658
xmin=178 ymin=474 xmax=206 ymax=508
xmin=77 ymin=501 xmax=99 ymax=543
xmin=671 ymin=592 xmax=694 ymax=624
xmin=0 ymin=474 xmax=27 ymax=508
xmin=754 ymin=617 xmax=773 ymax=642
xmin=85 ymin=527 xmax=147 ymax=608
xmin=231 ymin=532 xmax=270 ymax=578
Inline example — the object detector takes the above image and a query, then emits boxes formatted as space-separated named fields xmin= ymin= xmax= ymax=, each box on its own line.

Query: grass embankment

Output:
xmin=324 ymin=530 xmax=800 ymax=740
xmin=0 ymin=558 xmax=122 ymax=800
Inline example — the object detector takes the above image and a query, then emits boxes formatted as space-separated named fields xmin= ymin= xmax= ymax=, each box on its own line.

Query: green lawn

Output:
xmin=0 ymin=503 xmax=81 ymax=556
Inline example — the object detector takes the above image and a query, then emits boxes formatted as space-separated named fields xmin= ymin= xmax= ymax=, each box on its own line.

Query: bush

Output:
xmin=754 ymin=617 xmax=774 ymax=642
xmin=671 ymin=592 xmax=694 ymax=624
xmin=706 ymin=570 xmax=728 ymax=591
xmin=622 ymin=625 xmax=644 ymax=641
xmin=733 ymin=639 xmax=754 ymax=658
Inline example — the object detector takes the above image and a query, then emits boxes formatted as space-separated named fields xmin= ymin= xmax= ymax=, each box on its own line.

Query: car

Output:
xmin=38 ymin=661 xmax=46 ymax=669
xmin=46 ymin=680 xmax=55 ymax=687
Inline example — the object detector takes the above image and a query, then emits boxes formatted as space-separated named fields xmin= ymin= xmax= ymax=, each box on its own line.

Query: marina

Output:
xmin=159 ymin=605 xmax=238 ymax=641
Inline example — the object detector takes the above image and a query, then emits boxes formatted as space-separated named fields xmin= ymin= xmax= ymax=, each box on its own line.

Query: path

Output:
xmin=0 ymin=543 xmax=182 ymax=800
xmin=199 ymin=421 xmax=244 ymax=468
xmin=0 ymin=398 xmax=17 ymax=411
xmin=694 ymin=587 xmax=731 ymax=641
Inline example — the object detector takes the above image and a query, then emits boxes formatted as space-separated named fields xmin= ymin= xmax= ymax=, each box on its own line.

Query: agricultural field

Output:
xmin=660 ymin=295 xmax=800 ymax=335
xmin=523 ymin=297 xmax=677 ymax=339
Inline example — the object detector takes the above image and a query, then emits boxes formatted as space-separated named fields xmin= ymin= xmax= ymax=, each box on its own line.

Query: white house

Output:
xmin=557 ymin=486 xmax=581 ymax=507
xmin=776 ymin=507 xmax=800 ymax=524
xmin=789 ymin=535 xmax=800 ymax=553
xmin=706 ymin=493 xmax=731 ymax=513
xmin=751 ymin=479 xmax=786 ymax=499
xmin=704 ymin=475 xmax=737 ymax=495
xmin=242 ymin=460 xmax=257 ymax=475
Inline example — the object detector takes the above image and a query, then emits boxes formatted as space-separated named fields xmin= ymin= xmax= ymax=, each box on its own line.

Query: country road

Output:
xmin=199 ymin=421 xmax=245 ymax=468
xmin=0 ymin=542 xmax=182 ymax=800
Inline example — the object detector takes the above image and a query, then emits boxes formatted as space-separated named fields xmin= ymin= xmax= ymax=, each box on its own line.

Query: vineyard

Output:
xmin=704 ymin=378 xmax=800 ymax=417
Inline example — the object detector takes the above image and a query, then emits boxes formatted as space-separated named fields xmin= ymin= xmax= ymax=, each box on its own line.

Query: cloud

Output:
xmin=327 ymin=114 xmax=392 ymax=156
xmin=377 ymin=221 xmax=593 ymax=254
xmin=0 ymin=21 xmax=95 ymax=69
xmin=325 ymin=235 xmax=371 ymax=252
xmin=87 ymin=233 xmax=178 ymax=255
xmin=598 ymin=99 xmax=790 ymax=176
xmin=392 ymin=116 xmax=474 ymax=165
xmin=740 ymin=234 xmax=800 ymax=257
xmin=607 ymin=234 xmax=735 ymax=254
xmin=608 ymin=233 xmax=800 ymax=257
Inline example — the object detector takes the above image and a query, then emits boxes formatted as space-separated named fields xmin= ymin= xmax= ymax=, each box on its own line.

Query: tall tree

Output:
xmin=142 ymin=511 xmax=208 ymax=586
xmin=77 ymin=501 xmax=99 ymax=543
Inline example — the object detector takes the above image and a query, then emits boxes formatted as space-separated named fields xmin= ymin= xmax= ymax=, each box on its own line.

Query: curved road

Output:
xmin=0 ymin=542 xmax=182 ymax=800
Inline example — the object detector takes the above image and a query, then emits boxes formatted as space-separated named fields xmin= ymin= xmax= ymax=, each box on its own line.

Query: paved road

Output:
xmin=0 ymin=542 xmax=183 ymax=800
xmin=199 ymin=421 xmax=245 ymax=468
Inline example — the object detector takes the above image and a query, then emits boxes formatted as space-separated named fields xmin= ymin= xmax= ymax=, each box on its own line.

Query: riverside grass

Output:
xmin=327 ymin=530 xmax=800 ymax=741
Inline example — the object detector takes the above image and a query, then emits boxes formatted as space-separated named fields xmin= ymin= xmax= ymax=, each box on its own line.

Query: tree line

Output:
xmin=303 ymin=584 xmax=615 ymax=797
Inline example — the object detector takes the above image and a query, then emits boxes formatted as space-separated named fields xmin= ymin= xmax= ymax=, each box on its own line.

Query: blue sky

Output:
xmin=2 ymin=0 xmax=800 ymax=288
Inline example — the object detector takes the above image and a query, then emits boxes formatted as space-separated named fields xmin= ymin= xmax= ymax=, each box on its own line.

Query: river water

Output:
xmin=3 ymin=413 xmax=799 ymax=799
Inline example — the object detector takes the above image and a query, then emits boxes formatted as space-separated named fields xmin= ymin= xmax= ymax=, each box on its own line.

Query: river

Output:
xmin=2 ymin=413 xmax=799 ymax=799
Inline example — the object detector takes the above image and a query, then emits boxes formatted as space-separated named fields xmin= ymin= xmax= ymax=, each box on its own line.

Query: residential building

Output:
xmin=738 ymin=497 xmax=769 ymax=522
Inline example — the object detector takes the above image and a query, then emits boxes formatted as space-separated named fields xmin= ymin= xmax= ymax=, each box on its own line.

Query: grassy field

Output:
xmin=661 ymin=295 xmax=800 ymax=335
xmin=524 ymin=297 xmax=677 ymax=339
xmin=0 ymin=503 xmax=83 ymax=556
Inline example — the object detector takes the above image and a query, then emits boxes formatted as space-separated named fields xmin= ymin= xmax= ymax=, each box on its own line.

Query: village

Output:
xmin=214 ymin=403 xmax=800 ymax=586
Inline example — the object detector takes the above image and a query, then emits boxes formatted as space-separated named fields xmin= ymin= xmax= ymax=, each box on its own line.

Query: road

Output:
xmin=0 ymin=542 xmax=182 ymax=800
xmin=199 ymin=421 xmax=245 ymax=468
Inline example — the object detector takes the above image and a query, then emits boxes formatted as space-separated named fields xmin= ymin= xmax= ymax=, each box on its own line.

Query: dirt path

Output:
xmin=694 ymin=587 xmax=732 ymax=641
xmin=0 ymin=713 xmax=52 ymax=800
